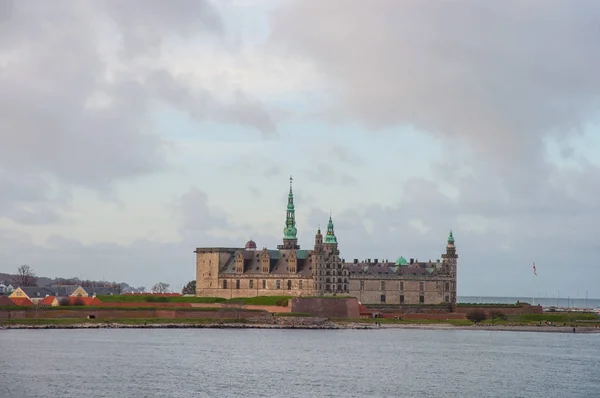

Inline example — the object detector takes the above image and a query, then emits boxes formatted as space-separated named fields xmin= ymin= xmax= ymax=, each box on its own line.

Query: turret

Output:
xmin=441 ymin=230 xmax=458 ymax=304
xmin=278 ymin=176 xmax=300 ymax=250
xmin=324 ymin=213 xmax=338 ymax=245
xmin=314 ymin=226 xmax=323 ymax=250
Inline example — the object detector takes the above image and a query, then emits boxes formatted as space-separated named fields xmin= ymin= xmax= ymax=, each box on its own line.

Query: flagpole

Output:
xmin=532 ymin=262 xmax=536 ymax=306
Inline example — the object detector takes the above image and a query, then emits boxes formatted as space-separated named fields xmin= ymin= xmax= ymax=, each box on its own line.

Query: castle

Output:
xmin=195 ymin=178 xmax=457 ymax=305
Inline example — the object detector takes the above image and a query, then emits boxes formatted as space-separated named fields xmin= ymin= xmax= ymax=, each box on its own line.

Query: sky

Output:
xmin=1 ymin=0 xmax=599 ymax=298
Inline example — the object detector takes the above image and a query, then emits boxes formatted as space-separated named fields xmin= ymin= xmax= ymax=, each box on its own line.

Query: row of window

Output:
xmin=380 ymin=295 xmax=451 ymax=304
xmin=223 ymin=279 xmax=303 ymax=290
xmin=360 ymin=281 xmax=452 ymax=291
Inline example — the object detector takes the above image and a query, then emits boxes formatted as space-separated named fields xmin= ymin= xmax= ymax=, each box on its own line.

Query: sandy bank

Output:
xmin=3 ymin=322 xmax=600 ymax=333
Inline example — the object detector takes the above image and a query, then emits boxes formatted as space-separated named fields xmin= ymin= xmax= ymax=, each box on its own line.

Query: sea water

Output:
xmin=1 ymin=328 xmax=598 ymax=397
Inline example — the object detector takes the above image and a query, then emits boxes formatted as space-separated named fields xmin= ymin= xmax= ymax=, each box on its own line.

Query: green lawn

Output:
xmin=96 ymin=295 xmax=292 ymax=306
xmin=0 ymin=318 xmax=250 ymax=326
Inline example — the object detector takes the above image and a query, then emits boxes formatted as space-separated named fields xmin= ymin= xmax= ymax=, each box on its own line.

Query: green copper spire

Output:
xmin=283 ymin=176 xmax=297 ymax=240
xmin=324 ymin=212 xmax=337 ymax=244
xmin=447 ymin=230 xmax=454 ymax=244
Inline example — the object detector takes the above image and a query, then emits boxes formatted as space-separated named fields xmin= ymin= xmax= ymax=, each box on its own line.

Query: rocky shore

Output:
xmin=3 ymin=322 xmax=600 ymax=333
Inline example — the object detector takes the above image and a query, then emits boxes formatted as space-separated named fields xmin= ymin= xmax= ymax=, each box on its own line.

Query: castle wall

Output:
xmin=349 ymin=277 xmax=455 ymax=305
xmin=196 ymin=274 xmax=315 ymax=299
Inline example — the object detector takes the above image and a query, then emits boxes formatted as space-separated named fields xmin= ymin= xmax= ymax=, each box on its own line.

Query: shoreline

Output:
xmin=3 ymin=322 xmax=600 ymax=333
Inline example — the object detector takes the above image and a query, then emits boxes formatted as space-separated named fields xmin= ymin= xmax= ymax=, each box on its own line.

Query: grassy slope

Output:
xmin=96 ymin=295 xmax=293 ymax=306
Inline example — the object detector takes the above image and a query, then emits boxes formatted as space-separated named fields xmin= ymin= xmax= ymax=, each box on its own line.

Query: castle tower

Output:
xmin=441 ymin=230 xmax=458 ymax=303
xmin=313 ymin=213 xmax=348 ymax=294
xmin=312 ymin=227 xmax=324 ymax=288
xmin=278 ymin=176 xmax=300 ymax=250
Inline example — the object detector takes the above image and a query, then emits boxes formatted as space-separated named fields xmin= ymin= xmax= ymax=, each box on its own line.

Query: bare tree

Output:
xmin=13 ymin=265 xmax=38 ymax=286
xmin=151 ymin=282 xmax=170 ymax=294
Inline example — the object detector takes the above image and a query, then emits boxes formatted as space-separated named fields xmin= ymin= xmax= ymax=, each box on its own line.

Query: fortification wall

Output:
xmin=454 ymin=305 xmax=543 ymax=315
xmin=291 ymin=297 xmax=360 ymax=318
xmin=0 ymin=309 xmax=268 ymax=320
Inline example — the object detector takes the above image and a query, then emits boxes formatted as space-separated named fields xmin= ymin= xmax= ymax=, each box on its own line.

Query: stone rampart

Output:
xmin=291 ymin=297 xmax=360 ymax=318
xmin=0 ymin=308 xmax=268 ymax=320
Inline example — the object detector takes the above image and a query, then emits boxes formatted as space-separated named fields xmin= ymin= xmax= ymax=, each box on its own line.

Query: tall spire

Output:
xmin=324 ymin=213 xmax=337 ymax=244
xmin=283 ymin=176 xmax=297 ymax=240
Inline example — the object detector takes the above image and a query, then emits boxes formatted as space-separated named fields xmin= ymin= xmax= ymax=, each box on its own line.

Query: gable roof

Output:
xmin=10 ymin=297 xmax=33 ymax=306
xmin=39 ymin=296 xmax=58 ymax=306
xmin=20 ymin=286 xmax=56 ymax=299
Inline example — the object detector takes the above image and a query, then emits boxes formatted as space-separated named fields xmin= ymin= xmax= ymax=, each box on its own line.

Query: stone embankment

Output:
xmin=2 ymin=320 xmax=374 ymax=330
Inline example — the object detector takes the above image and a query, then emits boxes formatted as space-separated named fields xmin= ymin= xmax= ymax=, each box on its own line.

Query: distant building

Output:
xmin=8 ymin=285 xmax=108 ymax=306
xmin=346 ymin=231 xmax=457 ymax=304
xmin=195 ymin=179 xmax=457 ymax=305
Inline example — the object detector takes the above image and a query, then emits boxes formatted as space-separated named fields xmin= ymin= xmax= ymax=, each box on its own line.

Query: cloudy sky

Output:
xmin=1 ymin=0 xmax=599 ymax=298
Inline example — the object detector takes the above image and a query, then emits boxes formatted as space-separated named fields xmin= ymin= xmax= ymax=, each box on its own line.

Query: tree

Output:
xmin=152 ymin=282 xmax=170 ymax=294
xmin=59 ymin=297 xmax=70 ymax=306
xmin=13 ymin=265 xmax=38 ymax=286
xmin=489 ymin=310 xmax=507 ymax=323
xmin=182 ymin=280 xmax=196 ymax=295
xmin=466 ymin=309 xmax=487 ymax=323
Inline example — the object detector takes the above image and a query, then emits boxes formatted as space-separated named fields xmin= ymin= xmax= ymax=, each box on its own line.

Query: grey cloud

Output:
xmin=98 ymin=0 xmax=223 ymax=56
xmin=0 ymin=1 xmax=275 ymax=224
xmin=330 ymin=145 xmax=364 ymax=167
xmin=175 ymin=186 xmax=230 ymax=232
xmin=304 ymin=162 xmax=357 ymax=186
xmin=269 ymin=1 xmax=600 ymax=166
xmin=0 ymin=172 xmax=69 ymax=225
xmin=222 ymin=157 xmax=282 ymax=178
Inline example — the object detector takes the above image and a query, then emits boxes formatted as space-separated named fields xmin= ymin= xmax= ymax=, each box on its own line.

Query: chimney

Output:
xmin=354 ymin=259 xmax=358 ymax=264
xmin=374 ymin=259 xmax=378 ymax=264
xmin=410 ymin=258 xmax=414 ymax=264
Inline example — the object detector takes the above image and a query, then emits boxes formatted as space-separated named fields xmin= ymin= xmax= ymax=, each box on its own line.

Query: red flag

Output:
xmin=533 ymin=263 xmax=537 ymax=276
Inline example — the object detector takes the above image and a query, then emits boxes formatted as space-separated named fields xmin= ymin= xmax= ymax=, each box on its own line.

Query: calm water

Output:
xmin=1 ymin=329 xmax=599 ymax=397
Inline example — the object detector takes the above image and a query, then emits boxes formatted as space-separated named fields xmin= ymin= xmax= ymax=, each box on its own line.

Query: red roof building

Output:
xmin=39 ymin=296 xmax=58 ymax=306
xmin=10 ymin=297 xmax=33 ymax=306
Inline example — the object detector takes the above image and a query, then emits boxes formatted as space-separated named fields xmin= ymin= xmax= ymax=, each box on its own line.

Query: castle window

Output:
xmin=287 ymin=280 xmax=292 ymax=290
xmin=249 ymin=280 xmax=254 ymax=289
xmin=262 ymin=280 xmax=266 ymax=289
xmin=400 ymin=295 xmax=405 ymax=304
xmin=380 ymin=295 xmax=386 ymax=303
xmin=419 ymin=295 xmax=425 ymax=304
xmin=223 ymin=280 xmax=227 ymax=289
xmin=445 ymin=282 xmax=450 ymax=291
xmin=380 ymin=281 xmax=385 ymax=291
xmin=276 ymin=280 xmax=281 ymax=289
xmin=445 ymin=295 xmax=449 ymax=303
xmin=299 ymin=280 xmax=303 ymax=289
xmin=400 ymin=281 xmax=404 ymax=291
xmin=419 ymin=282 xmax=424 ymax=292
xmin=360 ymin=280 xmax=364 ymax=290
xmin=236 ymin=280 xmax=240 ymax=289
